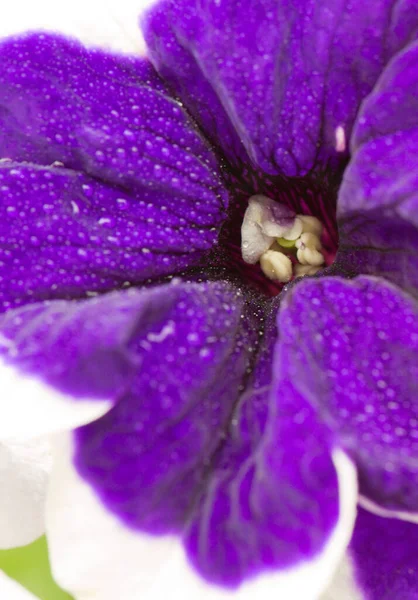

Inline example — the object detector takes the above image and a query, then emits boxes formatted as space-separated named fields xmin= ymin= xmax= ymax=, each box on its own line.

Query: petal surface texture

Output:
xmin=143 ymin=0 xmax=418 ymax=175
xmin=0 ymin=437 xmax=51 ymax=548
xmin=350 ymin=508 xmax=418 ymax=600
xmin=277 ymin=276 xmax=418 ymax=517
xmin=0 ymin=286 xmax=223 ymax=438
xmin=46 ymin=286 xmax=357 ymax=599
xmin=338 ymin=41 xmax=418 ymax=293
xmin=0 ymin=34 xmax=228 ymax=310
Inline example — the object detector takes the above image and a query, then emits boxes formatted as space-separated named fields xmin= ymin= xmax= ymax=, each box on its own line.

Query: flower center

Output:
xmin=241 ymin=194 xmax=325 ymax=283
xmin=214 ymin=167 xmax=341 ymax=297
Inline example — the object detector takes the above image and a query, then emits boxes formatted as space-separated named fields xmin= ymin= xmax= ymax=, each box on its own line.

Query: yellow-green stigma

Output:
xmin=277 ymin=237 xmax=296 ymax=249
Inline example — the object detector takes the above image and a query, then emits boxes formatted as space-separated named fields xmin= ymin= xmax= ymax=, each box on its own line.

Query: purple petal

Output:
xmin=74 ymin=292 xmax=357 ymax=592
xmin=0 ymin=161 xmax=226 ymax=310
xmin=276 ymin=275 xmax=418 ymax=517
xmin=0 ymin=283 xmax=256 ymax=438
xmin=75 ymin=281 xmax=261 ymax=534
xmin=142 ymin=4 xmax=250 ymax=168
xmin=338 ymin=42 xmax=418 ymax=292
xmin=0 ymin=287 xmax=188 ymax=437
xmin=0 ymin=291 xmax=146 ymax=403
xmin=350 ymin=508 xmax=418 ymax=600
xmin=143 ymin=0 xmax=417 ymax=176
xmin=0 ymin=33 xmax=224 ymax=190
xmin=0 ymin=34 xmax=228 ymax=309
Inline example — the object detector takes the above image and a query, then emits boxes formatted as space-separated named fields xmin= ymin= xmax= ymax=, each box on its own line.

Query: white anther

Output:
xmin=295 ymin=232 xmax=325 ymax=266
xmin=259 ymin=250 xmax=293 ymax=283
xmin=241 ymin=195 xmax=299 ymax=264
xmin=298 ymin=214 xmax=323 ymax=237
xmin=295 ymin=232 xmax=322 ymax=251
xmin=279 ymin=216 xmax=303 ymax=241
xmin=294 ymin=264 xmax=321 ymax=278
xmin=297 ymin=247 xmax=324 ymax=266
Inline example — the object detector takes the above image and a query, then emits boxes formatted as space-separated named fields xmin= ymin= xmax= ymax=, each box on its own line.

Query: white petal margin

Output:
xmin=0 ymin=571 xmax=39 ymax=600
xmin=358 ymin=495 xmax=418 ymax=524
xmin=47 ymin=436 xmax=358 ymax=600
xmin=0 ymin=0 xmax=158 ymax=55
xmin=0 ymin=437 xmax=52 ymax=548
xmin=0 ymin=359 xmax=111 ymax=439
xmin=320 ymin=555 xmax=364 ymax=600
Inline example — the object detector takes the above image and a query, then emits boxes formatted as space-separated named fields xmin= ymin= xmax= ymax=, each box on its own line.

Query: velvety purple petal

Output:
xmin=0 ymin=34 xmax=228 ymax=309
xmin=338 ymin=42 xmax=418 ymax=293
xmin=0 ymin=160 xmax=226 ymax=310
xmin=75 ymin=281 xmax=261 ymax=533
xmin=0 ymin=281 xmax=250 ymax=439
xmin=276 ymin=275 xmax=418 ymax=516
xmin=350 ymin=508 xmax=418 ymax=600
xmin=74 ymin=293 xmax=357 ymax=591
xmin=184 ymin=361 xmax=355 ymax=590
xmin=141 ymin=5 xmax=250 ymax=168
xmin=0 ymin=289 xmax=164 ymax=438
xmin=0 ymin=291 xmax=149 ymax=403
xmin=0 ymin=33 xmax=224 ymax=191
xmin=143 ymin=0 xmax=417 ymax=176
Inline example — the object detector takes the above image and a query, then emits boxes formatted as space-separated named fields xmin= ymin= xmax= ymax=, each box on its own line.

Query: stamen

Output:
xmin=241 ymin=195 xmax=300 ymax=264
xmin=297 ymin=215 xmax=323 ymax=237
xmin=260 ymin=250 xmax=292 ymax=283
xmin=277 ymin=217 xmax=303 ymax=241
xmin=294 ymin=264 xmax=321 ymax=277
xmin=241 ymin=196 xmax=326 ymax=282
xmin=295 ymin=232 xmax=324 ymax=267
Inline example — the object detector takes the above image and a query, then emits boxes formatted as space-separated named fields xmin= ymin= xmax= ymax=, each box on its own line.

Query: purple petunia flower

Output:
xmin=0 ymin=1 xmax=417 ymax=599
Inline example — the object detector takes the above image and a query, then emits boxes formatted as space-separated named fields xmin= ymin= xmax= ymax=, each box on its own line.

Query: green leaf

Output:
xmin=0 ymin=536 xmax=73 ymax=600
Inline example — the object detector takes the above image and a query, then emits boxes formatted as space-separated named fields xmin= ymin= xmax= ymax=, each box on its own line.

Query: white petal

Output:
xmin=47 ymin=435 xmax=357 ymax=600
xmin=147 ymin=451 xmax=357 ymax=600
xmin=358 ymin=494 xmax=418 ymax=524
xmin=0 ymin=358 xmax=111 ymax=439
xmin=320 ymin=554 xmax=364 ymax=600
xmin=0 ymin=437 xmax=52 ymax=549
xmin=0 ymin=0 xmax=157 ymax=55
xmin=47 ymin=433 xmax=178 ymax=600
xmin=0 ymin=572 xmax=39 ymax=600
